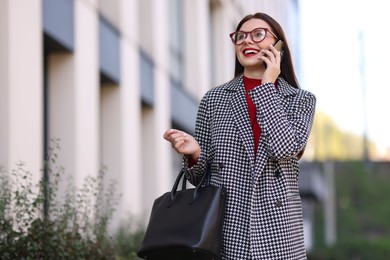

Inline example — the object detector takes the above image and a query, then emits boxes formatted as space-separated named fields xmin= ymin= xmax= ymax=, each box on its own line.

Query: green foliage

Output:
xmin=0 ymin=138 xmax=144 ymax=259
xmin=112 ymin=218 xmax=145 ymax=260
xmin=308 ymin=238 xmax=390 ymax=260
xmin=335 ymin=162 xmax=390 ymax=242
xmin=309 ymin=161 xmax=390 ymax=259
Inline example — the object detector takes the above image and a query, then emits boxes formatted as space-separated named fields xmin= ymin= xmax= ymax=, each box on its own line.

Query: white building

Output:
xmin=1 ymin=0 xmax=307 ymax=241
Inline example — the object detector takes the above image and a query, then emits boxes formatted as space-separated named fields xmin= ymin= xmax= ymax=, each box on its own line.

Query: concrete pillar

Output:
xmin=0 ymin=0 xmax=43 ymax=183
xmin=152 ymin=0 xmax=172 ymax=196
xmin=140 ymin=0 xmax=172 ymax=217
xmin=48 ymin=0 xmax=99 ymax=187
xmin=324 ymin=160 xmax=336 ymax=245
xmin=118 ymin=0 xmax=143 ymax=218
xmin=100 ymin=82 xmax=121 ymax=217
xmin=210 ymin=3 xmax=235 ymax=86
xmin=74 ymin=0 xmax=100 ymax=185
xmin=47 ymin=53 xmax=76 ymax=177
xmin=184 ymin=0 xmax=211 ymax=99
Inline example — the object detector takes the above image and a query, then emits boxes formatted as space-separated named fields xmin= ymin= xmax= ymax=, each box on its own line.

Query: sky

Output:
xmin=299 ymin=0 xmax=390 ymax=157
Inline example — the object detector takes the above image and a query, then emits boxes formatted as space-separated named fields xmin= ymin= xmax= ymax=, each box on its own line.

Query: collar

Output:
xmin=224 ymin=75 xmax=298 ymax=97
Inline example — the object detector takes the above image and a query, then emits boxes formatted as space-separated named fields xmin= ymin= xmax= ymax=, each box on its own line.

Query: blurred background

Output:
xmin=1 ymin=0 xmax=389 ymax=258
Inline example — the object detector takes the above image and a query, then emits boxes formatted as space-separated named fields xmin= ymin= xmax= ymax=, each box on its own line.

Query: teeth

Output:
xmin=244 ymin=50 xmax=258 ymax=54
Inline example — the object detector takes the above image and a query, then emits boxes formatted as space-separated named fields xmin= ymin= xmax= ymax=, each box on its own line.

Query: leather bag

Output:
xmin=137 ymin=163 xmax=227 ymax=260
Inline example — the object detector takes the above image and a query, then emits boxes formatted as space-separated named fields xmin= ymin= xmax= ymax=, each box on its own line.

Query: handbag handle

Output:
xmin=180 ymin=161 xmax=211 ymax=190
xmin=168 ymin=162 xmax=211 ymax=207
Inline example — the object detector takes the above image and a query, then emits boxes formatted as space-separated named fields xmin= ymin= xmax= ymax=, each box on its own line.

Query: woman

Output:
xmin=164 ymin=12 xmax=316 ymax=259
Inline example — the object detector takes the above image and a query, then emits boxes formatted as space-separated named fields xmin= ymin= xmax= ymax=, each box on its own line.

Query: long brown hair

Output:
xmin=233 ymin=13 xmax=300 ymax=89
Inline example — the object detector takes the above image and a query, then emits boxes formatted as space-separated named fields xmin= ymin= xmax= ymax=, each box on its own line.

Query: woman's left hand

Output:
xmin=258 ymin=44 xmax=282 ymax=84
xmin=163 ymin=129 xmax=201 ymax=161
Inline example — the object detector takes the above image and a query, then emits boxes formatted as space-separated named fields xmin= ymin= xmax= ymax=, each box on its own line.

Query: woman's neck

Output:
xmin=243 ymin=66 xmax=265 ymax=80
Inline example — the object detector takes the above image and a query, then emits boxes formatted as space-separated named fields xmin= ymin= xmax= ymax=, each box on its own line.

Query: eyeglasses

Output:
xmin=229 ymin=27 xmax=278 ymax=45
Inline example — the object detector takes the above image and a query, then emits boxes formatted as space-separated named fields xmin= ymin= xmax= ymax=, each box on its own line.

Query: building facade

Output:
xmin=0 ymin=0 xmax=302 ymax=234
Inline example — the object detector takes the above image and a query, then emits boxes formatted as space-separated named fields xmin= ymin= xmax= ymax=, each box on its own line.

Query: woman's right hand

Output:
xmin=163 ymin=129 xmax=201 ymax=161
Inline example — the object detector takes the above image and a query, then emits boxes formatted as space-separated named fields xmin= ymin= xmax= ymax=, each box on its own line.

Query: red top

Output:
xmin=243 ymin=76 xmax=262 ymax=155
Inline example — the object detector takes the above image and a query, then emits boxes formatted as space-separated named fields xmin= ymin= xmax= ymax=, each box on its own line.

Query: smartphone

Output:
xmin=273 ymin=40 xmax=284 ymax=52
xmin=264 ymin=40 xmax=284 ymax=68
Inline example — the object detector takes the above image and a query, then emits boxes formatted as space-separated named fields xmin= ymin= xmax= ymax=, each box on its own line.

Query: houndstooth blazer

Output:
xmin=185 ymin=75 xmax=316 ymax=259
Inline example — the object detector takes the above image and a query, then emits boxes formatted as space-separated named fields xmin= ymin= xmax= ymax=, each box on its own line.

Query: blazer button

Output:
xmin=275 ymin=200 xmax=282 ymax=207
xmin=219 ymin=162 xmax=225 ymax=169
xmin=275 ymin=169 xmax=281 ymax=178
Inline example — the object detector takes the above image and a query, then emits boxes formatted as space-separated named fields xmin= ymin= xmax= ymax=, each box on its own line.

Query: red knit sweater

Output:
xmin=243 ymin=76 xmax=262 ymax=155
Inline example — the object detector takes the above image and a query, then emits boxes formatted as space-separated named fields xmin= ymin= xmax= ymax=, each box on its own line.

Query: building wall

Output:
xmin=0 ymin=0 xmax=43 ymax=186
xmin=0 ymin=0 xmax=300 ymax=230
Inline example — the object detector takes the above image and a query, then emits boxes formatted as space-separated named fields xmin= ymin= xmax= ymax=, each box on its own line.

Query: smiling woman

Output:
xmin=163 ymin=12 xmax=316 ymax=259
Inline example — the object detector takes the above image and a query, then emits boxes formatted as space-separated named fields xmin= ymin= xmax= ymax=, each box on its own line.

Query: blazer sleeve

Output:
xmin=183 ymin=91 xmax=212 ymax=186
xmin=249 ymin=82 xmax=316 ymax=160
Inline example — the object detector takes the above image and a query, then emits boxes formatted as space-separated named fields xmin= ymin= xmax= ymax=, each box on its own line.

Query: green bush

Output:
xmin=307 ymin=239 xmax=390 ymax=260
xmin=309 ymin=161 xmax=390 ymax=260
xmin=0 ymin=138 xmax=144 ymax=259
xmin=112 ymin=217 xmax=145 ymax=259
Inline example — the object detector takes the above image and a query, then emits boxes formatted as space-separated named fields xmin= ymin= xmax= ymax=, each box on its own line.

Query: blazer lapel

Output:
xmin=227 ymin=76 xmax=256 ymax=167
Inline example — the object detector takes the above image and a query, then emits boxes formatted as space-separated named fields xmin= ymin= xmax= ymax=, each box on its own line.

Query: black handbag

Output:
xmin=137 ymin=162 xmax=227 ymax=260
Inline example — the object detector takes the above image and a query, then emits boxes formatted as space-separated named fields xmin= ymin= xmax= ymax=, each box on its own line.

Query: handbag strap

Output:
xmin=181 ymin=160 xmax=212 ymax=190
xmin=169 ymin=161 xmax=212 ymax=207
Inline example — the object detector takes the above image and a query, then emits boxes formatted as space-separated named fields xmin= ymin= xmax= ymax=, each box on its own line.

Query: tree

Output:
xmin=305 ymin=110 xmax=377 ymax=161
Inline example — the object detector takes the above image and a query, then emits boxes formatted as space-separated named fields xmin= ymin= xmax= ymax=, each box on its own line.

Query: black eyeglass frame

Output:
xmin=229 ymin=27 xmax=278 ymax=45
